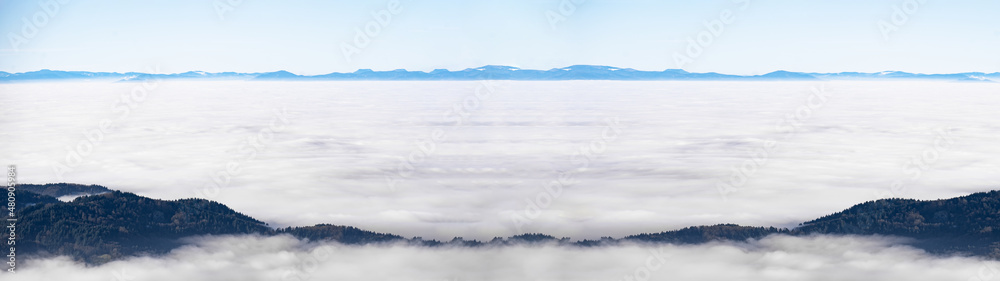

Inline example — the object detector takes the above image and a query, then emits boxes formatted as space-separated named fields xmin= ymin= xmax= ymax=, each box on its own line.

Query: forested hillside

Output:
xmin=9 ymin=184 xmax=1000 ymax=264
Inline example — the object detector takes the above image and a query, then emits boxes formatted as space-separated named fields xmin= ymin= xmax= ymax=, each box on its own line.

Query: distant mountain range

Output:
xmin=7 ymin=183 xmax=1000 ymax=264
xmin=1 ymin=66 xmax=997 ymax=82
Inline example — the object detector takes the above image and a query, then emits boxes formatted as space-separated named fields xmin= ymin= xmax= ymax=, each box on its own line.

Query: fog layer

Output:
xmin=2 ymin=81 xmax=999 ymax=239
xmin=8 ymin=234 xmax=999 ymax=281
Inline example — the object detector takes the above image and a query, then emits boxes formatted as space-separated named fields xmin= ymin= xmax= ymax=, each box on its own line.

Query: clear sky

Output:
xmin=1 ymin=0 xmax=998 ymax=75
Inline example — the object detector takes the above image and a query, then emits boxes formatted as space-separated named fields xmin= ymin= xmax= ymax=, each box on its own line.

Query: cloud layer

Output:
xmin=2 ymin=81 xmax=999 ymax=240
xmin=7 ymin=234 xmax=999 ymax=281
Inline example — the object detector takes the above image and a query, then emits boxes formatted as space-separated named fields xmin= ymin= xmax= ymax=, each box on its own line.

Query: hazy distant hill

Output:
xmin=20 ymin=183 xmax=110 ymax=198
xmin=619 ymin=191 xmax=1000 ymax=257
xmin=280 ymin=224 xmax=403 ymax=244
xmin=1 ymin=66 xmax=997 ymax=82
xmin=14 ymin=190 xmax=272 ymax=264
xmin=623 ymin=224 xmax=790 ymax=244
xmin=8 ymin=183 xmax=1000 ymax=264
xmin=796 ymin=190 xmax=1000 ymax=257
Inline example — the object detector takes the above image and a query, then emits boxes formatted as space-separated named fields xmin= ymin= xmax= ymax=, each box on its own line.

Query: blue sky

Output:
xmin=1 ymin=0 xmax=997 ymax=75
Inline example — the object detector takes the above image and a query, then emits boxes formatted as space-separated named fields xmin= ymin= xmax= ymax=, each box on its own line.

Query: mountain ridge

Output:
xmin=7 ymin=183 xmax=1000 ymax=264
xmin=1 ymin=66 xmax=997 ymax=82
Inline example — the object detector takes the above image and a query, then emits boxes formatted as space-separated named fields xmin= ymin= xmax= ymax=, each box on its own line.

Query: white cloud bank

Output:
xmin=7 ymin=234 xmax=999 ymax=281
xmin=2 ymin=81 xmax=999 ymax=240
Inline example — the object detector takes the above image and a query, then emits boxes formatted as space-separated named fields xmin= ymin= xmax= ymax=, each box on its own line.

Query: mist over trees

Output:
xmin=8 ymin=184 xmax=1000 ymax=264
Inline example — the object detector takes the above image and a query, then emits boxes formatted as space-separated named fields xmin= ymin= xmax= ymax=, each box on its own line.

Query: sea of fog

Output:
xmin=9 ymin=235 xmax=1000 ymax=281
xmin=2 ymin=80 xmax=999 ymax=241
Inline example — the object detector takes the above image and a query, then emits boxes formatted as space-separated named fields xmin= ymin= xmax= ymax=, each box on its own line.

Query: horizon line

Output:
xmin=3 ymin=65 xmax=1000 ymax=77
